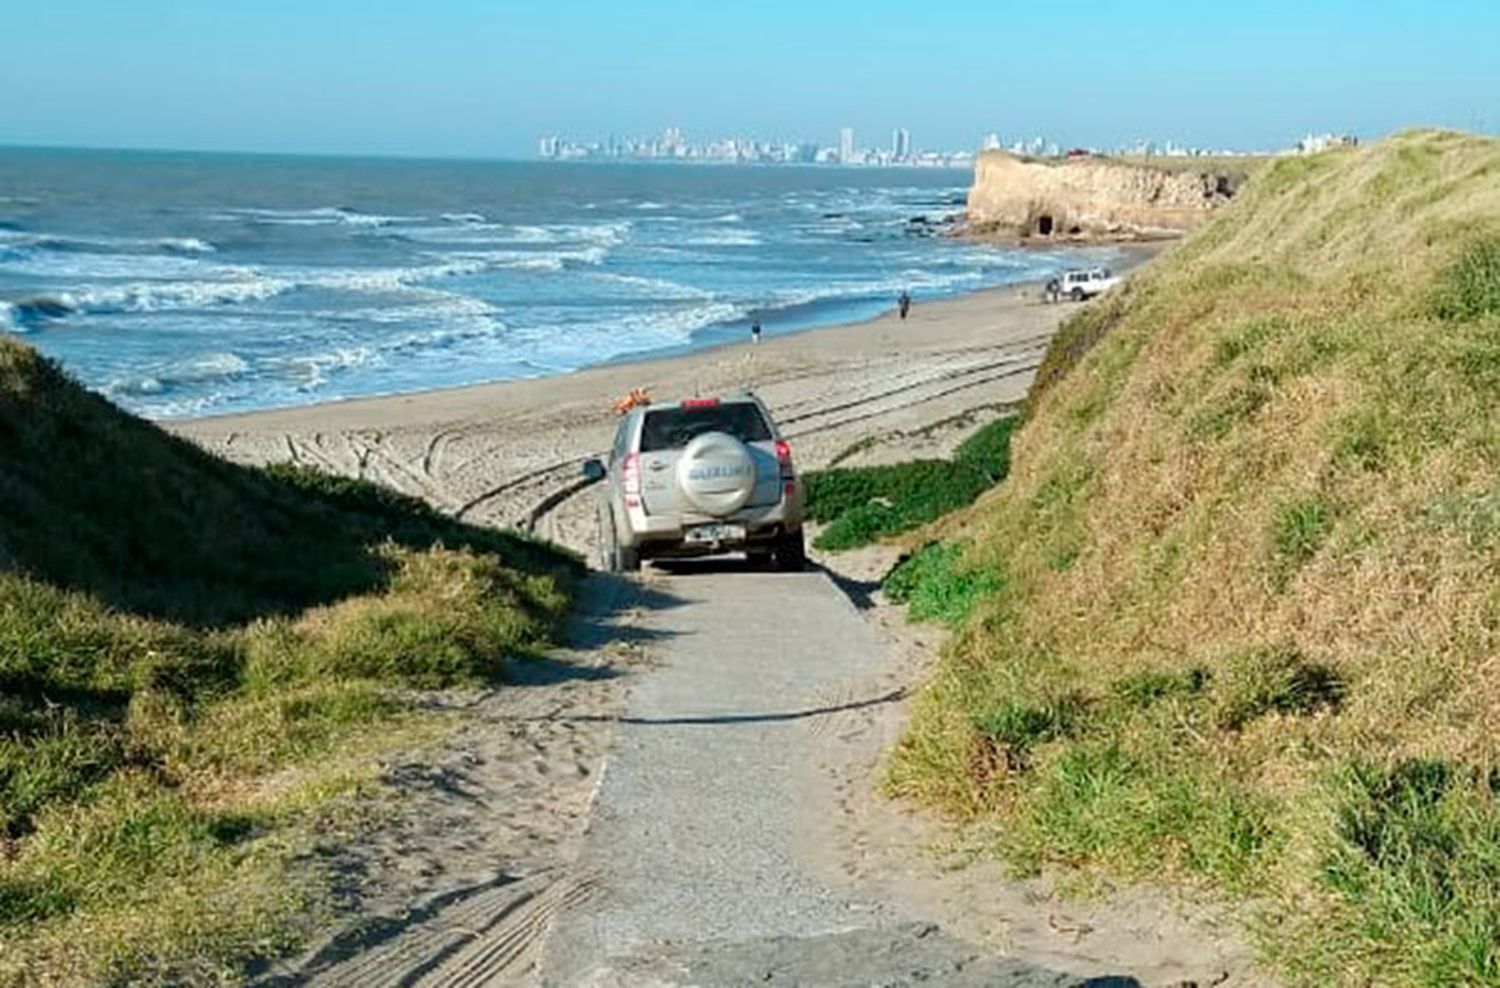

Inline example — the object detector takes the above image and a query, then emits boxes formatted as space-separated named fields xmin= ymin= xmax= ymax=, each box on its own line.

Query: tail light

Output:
xmin=622 ymin=452 xmax=641 ymax=508
xmin=775 ymin=440 xmax=796 ymax=495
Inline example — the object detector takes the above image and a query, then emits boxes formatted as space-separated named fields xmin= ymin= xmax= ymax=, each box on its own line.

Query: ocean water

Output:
xmin=0 ymin=148 xmax=1111 ymax=419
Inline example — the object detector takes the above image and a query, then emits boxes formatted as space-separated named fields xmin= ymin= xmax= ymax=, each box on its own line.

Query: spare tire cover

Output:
xmin=676 ymin=431 xmax=756 ymax=516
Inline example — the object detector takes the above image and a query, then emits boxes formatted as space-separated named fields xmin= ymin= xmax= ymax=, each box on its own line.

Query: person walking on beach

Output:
xmin=897 ymin=290 xmax=912 ymax=320
xmin=750 ymin=317 xmax=762 ymax=344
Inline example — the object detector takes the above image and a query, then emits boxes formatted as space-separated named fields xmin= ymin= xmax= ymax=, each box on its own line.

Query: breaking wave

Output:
xmin=74 ymin=277 xmax=292 ymax=313
xmin=509 ymin=300 xmax=748 ymax=367
xmin=678 ymin=228 xmax=762 ymax=247
xmin=591 ymin=272 xmax=712 ymax=300
xmin=260 ymin=315 xmax=508 ymax=389
xmin=0 ymin=231 xmax=217 ymax=257
xmin=215 ymin=206 xmax=421 ymax=227
xmin=104 ymin=351 xmax=251 ymax=398
xmin=442 ymin=246 xmax=609 ymax=272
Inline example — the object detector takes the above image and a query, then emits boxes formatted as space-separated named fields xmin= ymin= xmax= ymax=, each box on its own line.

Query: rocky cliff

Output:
xmin=965 ymin=151 xmax=1243 ymax=240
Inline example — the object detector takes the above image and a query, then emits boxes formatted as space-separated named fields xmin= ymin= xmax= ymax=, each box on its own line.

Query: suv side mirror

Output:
xmin=581 ymin=458 xmax=606 ymax=482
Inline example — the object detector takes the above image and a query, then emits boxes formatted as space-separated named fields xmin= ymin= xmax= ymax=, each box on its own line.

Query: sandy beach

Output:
xmin=173 ymin=252 xmax=1157 ymax=560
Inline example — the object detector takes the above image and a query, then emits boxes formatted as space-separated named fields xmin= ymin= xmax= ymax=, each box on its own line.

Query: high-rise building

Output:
xmin=891 ymin=127 xmax=911 ymax=161
xmin=839 ymin=127 xmax=855 ymax=163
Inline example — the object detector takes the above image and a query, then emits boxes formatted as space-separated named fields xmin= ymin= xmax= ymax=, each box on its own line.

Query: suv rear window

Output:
xmin=639 ymin=402 xmax=772 ymax=452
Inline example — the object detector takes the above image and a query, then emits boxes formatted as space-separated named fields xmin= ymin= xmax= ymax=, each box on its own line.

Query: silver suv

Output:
xmin=582 ymin=393 xmax=806 ymax=572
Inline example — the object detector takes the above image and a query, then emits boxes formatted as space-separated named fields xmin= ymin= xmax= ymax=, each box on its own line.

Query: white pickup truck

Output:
xmin=1047 ymin=267 xmax=1121 ymax=302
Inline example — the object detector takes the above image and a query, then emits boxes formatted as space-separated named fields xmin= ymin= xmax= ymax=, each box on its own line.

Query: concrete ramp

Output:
xmin=540 ymin=567 xmax=1106 ymax=988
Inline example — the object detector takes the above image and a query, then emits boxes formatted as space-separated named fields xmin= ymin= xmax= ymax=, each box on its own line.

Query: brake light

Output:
xmin=775 ymin=439 xmax=796 ymax=495
xmin=622 ymin=452 xmax=641 ymax=507
xmin=681 ymin=398 xmax=720 ymax=408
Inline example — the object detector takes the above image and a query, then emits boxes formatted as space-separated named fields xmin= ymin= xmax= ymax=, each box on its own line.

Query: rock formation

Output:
xmin=964 ymin=152 xmax=1245 ymax=241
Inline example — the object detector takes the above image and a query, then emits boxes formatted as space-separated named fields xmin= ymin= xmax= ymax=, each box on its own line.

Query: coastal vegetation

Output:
xmin=0 ymin=341 xmax=579 ymax=985
xmin=888 ymin=130 xmax=1500 ymax=985
xmin=804 ymin=415 xmax=1018 ymax=551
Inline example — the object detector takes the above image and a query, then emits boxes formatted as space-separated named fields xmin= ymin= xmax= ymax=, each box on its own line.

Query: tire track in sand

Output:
xmin=516 ymin=354 xmax=1041 ymax=534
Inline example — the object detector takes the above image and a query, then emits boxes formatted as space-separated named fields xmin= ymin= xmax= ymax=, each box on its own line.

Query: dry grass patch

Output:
xmin=888 ymin=131 xmax=1500 ymax=986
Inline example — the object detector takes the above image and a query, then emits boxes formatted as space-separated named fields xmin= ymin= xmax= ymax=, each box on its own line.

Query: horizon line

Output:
xmin=0 ymin=140 xmax=982 ymax=170
xmin=0 ymin=140 xmax=535 ymax=165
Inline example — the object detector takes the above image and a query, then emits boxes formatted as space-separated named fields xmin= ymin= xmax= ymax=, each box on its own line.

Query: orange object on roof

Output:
xmin=612 ymin=387 xmax=652 ymax=416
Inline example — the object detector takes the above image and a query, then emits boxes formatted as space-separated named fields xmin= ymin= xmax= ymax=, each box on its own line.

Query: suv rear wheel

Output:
xmin=598 ymin=505 xmax=641 ymax=573
xmin=772 ymin=530 xmax=806 ymax=572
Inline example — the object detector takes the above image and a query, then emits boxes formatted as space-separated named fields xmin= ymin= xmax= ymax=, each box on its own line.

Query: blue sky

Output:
xmin=3 ymin=0 xmax=1496 ymax=157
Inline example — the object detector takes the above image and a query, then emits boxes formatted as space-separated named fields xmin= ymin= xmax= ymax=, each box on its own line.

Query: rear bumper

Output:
xmin=618 ymin=496 xmax=804 ymax=556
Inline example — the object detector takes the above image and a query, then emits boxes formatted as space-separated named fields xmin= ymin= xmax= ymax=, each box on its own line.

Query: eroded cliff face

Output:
xmin=965 ymin=152 xmax=1241 ymax=240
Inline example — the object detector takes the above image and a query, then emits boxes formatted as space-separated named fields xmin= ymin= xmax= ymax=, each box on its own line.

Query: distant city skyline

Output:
xmin=535 ymin=123 xmax=1306 ymax=169
xmin=1 ymin=1 xmax=1495 ymax=158
xmin=538 ymin=124 xmax=981 ymax=167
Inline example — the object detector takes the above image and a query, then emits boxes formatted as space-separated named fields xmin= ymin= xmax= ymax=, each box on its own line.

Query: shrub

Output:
xmin=805 ymin=460 xmax=972 ymax=523
xmin=804 ymin=416 xmax=1019 ymax=551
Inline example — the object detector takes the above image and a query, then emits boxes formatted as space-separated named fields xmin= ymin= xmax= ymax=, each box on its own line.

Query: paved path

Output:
xmin=540 ymin=566 xmax=1115 ymax=988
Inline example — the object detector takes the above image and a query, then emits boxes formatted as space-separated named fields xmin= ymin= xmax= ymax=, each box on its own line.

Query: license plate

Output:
xmin=684 ymin=524 xmax=746 ymax=544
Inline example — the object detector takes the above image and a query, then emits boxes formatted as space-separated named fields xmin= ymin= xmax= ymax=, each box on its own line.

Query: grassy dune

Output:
xmin=0 ymin=342 xmax=579 ymax=986
xmin=888 ymin=131 xmax=1500 ymax=985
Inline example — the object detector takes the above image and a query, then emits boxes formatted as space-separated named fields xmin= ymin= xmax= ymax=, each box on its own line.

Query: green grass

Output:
xmin=884 ymin=542 xmax=1006 ymax=626
xmin=997 ymin=738 xmax=1278 ymax=894
xmin=0 ymin=341 xmax=579 ymax=986
xmin=888 ymin=131 xmax=1500 ymax=986
xmin=1430 ymin=237 xmax=1500 ymax=321
xmin=804 ymin=415 xmax=1018 ymax=551
xmin=1213 ymin=644 xmax=1344 ymax=730
xmin=972 ymin=694 xmax=1081 ymax=764
xmin=1309 ymin=760 xmax=1500 ymax=985
xmin=1028 ymin=293 xmax=1130 ymax=412
xmin=1269 ymin=496 xmax=1337 ymax=588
